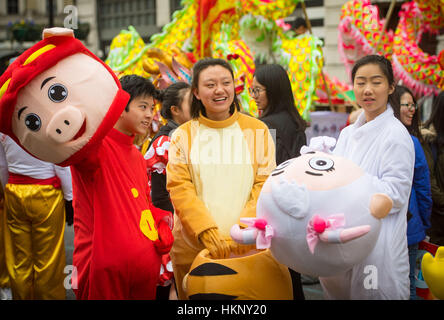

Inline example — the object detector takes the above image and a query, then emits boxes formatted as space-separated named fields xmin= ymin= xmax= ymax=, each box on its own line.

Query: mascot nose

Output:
xmin=312 ymin=216 xmax=327 ymax=233
xmin=46 ymin=105 xmax=85 ymax=143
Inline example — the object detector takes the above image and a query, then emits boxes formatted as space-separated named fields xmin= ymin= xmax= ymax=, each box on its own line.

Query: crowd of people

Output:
xmin=0 ymin=52 xmax=443 ymax=301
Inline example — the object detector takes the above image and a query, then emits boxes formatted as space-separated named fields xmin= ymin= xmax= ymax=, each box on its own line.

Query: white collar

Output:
xmin=355 ymin=104 xmax=394 ymax=129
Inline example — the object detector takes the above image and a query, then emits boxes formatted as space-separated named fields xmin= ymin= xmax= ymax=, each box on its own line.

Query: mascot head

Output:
xmin=0 ymin=28 xmax=129 ymax=165
xmin=184 ymin=248 xmax=293 ymax=300
xmin=231 ymin=137 xmax=393 ymax=277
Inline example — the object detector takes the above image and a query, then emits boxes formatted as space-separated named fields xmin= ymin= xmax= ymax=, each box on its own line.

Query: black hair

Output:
xmin=190 ymin=58 xmax=241 ymax=119
xmin=351 ymin=55 xmax=395 ymax=85
xmin=119 ymin=74 xmax=159 ymax=112
xmin=351 ymin=55 xmax=396 ymax=109
xmin=158 ymin=82 xmax=191 ymax=120
xmin=391 ymin=85 xmax=423 ymax=141
xmin=254 ymin=64 xmax=306 ymax=131
xmin=424 ymin=91 xmax=444 ymax=146
xmin=292 ymin=17 xmax=307 ymax=30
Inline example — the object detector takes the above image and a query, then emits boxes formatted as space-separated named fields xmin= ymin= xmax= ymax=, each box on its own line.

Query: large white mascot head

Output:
xmin=231 ymin=137 xmax=393 ymax=277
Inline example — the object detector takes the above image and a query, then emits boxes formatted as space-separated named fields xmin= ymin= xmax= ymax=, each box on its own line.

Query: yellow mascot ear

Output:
xmin=422 ymin=247 xmax=444 ymax=300
xmin=42 ymin=27 xmax=74 ymax=39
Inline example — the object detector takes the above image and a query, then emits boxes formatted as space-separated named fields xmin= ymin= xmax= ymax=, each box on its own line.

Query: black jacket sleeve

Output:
xmin=262 ymin=117 xmax=307 ymax=165
xmin=151 ymin=171 xmax=174 ymax=213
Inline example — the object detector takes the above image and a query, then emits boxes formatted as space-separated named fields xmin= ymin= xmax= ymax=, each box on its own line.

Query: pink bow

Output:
xmin=306 ymin=214 xmax=345 ymax=254
xmin=239 ymin=217 xmax=274 ymax=249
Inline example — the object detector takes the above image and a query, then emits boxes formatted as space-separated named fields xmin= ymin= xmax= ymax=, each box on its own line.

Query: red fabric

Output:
xmin=8 ymin=172 xmax=61 ymax=188
xmin=145 ymin=135 xmax=175 ymax=287
xmin=158 ymin=254 xmax=174 ymax=287
xmin=71 ymin=128 xmax=170 ymax=300
xmin=145 ymin=135 xmax=170 ymax=176
xmin=149 ymin=200 xmax=174 ymax=255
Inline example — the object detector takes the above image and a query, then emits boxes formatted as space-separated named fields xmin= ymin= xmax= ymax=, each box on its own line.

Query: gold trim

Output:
xmin=23 ymin=44 xmax=56 ymax=66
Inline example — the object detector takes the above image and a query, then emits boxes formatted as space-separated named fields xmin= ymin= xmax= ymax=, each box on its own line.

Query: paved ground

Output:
xmin=64 ymin=225 xmax=76 ymax=300
xmin=63 ymin=225 xmax=324 ymax=300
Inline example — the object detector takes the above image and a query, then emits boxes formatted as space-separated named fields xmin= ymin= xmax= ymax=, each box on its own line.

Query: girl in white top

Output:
xmin=319 ymin=55 xmax=415 ymax=299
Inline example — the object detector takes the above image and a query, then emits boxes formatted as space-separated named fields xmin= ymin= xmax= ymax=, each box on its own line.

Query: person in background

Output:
xmin=421 ymin=91 xmax=444 ymax=246
xmin=252 ymin=64 xmax=307 ymax=164
xmin=251 ymin=63 xmax=306 ymax=299
xmin=145 ymin=81 xmax=191 ymax=300
xmin=0 ymin=133 xmax=73 ymax=299
xmin=345 ymin=108 xmax=363 ymax=126
xmin=146 ymin=82 xmax=191 ymax=213
xmin=391 ymin=85 xmax=432 ymax=300
xmin=292 ymin=17 xmax=308 ymax=36
xmin=321 ymin=55 xmax=414 ymax=299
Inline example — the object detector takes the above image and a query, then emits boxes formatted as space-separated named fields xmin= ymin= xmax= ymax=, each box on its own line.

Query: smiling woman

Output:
xmin=190 ymin=58 xmax=240 ymax=121
xmin=166 ymin=58 xmax=281 ymax=300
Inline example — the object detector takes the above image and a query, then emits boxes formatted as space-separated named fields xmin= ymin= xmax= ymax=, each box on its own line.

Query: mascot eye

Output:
xmin=272 ymin=159 xmax=293 ymax=176
xmin=24 ymin=113 xmax=41 ymax=131
xmin=276 ymin=159 xmax=292 ymax=170
xmin=48 ymin=84 xmax=68 ymax=102
xmin=309 ymin=157 xmax=334 ymax=171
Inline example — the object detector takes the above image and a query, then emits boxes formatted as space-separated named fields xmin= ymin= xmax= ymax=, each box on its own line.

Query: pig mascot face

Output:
xmin=0 ymin=28 xmax=129 ymax=165
xmin=231 ymin=139 xmax=393 ymax=277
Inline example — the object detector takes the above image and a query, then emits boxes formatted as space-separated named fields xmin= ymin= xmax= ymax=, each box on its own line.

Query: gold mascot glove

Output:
xmin=199 ymin=228 xmax=231 ymax=259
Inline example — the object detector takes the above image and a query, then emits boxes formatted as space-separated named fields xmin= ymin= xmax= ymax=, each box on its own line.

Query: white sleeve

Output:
xmin=0 ymin=139 xmax=9 ymax=188
xmin=369 ymin=138 xmax=415 ymax=214
xmin=332 ymin=126 xmax=351 ymax=156
xmin=54 ymin=165 xmax=73 ymax=201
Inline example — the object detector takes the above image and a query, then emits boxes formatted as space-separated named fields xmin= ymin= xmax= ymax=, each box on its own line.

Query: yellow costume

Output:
xmin=0 ymin=185 xmax=9 ymax=290
xmin=4 ymin=184 xmax=66 ymax=299
xmin=167 ymin=109 xmax=276 ymax=299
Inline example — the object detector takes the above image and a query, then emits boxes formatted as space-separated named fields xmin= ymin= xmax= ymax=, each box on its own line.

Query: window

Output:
xmin=305 ymin=0 xmax=324 ymax=7
xmin=46 ymin=0 xmax=58 ymax=14
xmin=98 ymin=0 xmax=157 ymax=30
xmin=7 ymin=0 xmax=18 ymax=14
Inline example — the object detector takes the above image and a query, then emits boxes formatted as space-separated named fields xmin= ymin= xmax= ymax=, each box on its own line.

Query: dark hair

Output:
xmin=351 ymin=55 xmax=394 ymax=84
xmin=158 ymin=82 xmax=190 ymax=120
xmin=190 ymin=58 xmax=241 ymax=119
xmin=254 ymin=64 xmax=306 ymax=130
xmin=391 ymin=85 xmax=423 ymax=141
xmin=424 ymin=91 xmax=444 ymax=146
xmin=351 ymin=55 xmax=396 ymax=110
xmin=119 ymin=74 xmax=159 ymax=112
xmin=292 ymin=17 xmax=307 ymax=30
